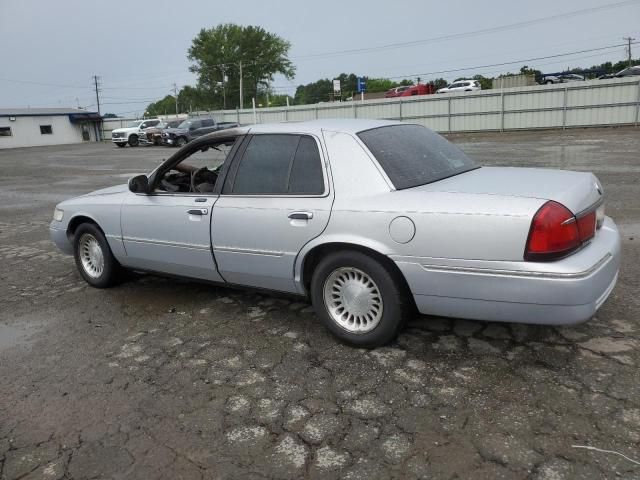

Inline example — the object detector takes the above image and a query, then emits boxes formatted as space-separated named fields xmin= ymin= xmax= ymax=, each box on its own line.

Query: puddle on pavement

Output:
xmin=0 ymin=322 xmax=40 ymax=352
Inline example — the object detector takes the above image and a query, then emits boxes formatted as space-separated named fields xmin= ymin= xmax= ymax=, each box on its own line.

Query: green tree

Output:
xmin=472 ymin=75 xmax=492 ymax=90
xmin=145 ymin=95 xmax=178 ymax=117
xmin=188 ymin=24 xmax=295 ymax=109
xmin=431 ymin=78 xmax=448 ymax=90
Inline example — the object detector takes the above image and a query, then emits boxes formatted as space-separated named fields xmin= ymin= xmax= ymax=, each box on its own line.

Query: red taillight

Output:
xmin=525 ymin=201 xmax=580 ymax=261
xmin=576 ymin=210 xmax=596 ymax=242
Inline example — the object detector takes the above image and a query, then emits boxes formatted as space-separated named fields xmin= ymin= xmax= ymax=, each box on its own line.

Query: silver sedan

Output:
xmin=50 ymin=120 xmax=620 ymax=347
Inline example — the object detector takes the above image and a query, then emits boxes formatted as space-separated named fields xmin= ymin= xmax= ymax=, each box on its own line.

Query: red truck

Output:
xmin=385 ymin=83 xmax=435 ymax=98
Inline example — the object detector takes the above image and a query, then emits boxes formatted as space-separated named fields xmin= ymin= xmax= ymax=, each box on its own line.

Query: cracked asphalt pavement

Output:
xmin=0 ymin=128 xmax=638 ymax=479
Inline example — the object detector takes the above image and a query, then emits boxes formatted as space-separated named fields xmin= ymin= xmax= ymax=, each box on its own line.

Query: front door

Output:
xmin=212 ymin=133 xmax=333 ymax=293
xmin=120 ymin=193 xmax=222 ymax=282
xmin=119 ymin=141 xmax=234 ymax=282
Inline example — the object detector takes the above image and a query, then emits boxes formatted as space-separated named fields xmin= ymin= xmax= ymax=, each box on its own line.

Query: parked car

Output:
xmin=598 ymin=66 xmax=640 ymax=79
xmin=111 ymin=119 xmax=161 ymax=147
xmin=436 ymin=80 xmax=481 ymax=93
xmin=398 ymin=84 xmax=435 ymax=97
xmin=541 ymin=73 xmax=585 ymax=84
xmin=161 ymin=117 xmax=239 ymax=146
xmin=50 ymin=119 xmax=620 ymax=347
xmin=384 ymin=86 xmax=411 ymax=98
xmin=139 ymin=119 xmax=183 ymax=146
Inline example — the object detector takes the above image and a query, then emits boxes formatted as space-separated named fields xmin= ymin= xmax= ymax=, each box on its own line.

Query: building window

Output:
xmin=0 ymin=126 xmax=11 ymax=137
xmin=40 ymin=125 xmax=53 ymax=135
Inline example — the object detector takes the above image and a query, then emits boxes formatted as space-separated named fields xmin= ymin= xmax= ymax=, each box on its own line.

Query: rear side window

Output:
xmin=231 ymin=135 xmax=324 ymax=195
xmin=358 ymin=124 xmax=478 ymax=190
xmin=288 ymin=136 xmax=324 ymax=194
xmin=202 ymin=119 xmax=214 ymax=127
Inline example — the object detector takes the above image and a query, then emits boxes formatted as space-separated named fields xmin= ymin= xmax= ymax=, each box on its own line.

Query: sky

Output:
xmin=0 ymin=0 xmax=638 ymax=116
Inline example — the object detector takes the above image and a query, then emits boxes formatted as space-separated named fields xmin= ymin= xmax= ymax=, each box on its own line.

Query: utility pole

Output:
xmin=93 ymin=75 xmax=101 ymax=114
xmin=220 ymin=66 xmax=227 ymax=110
xmin=239 ymin=61 xmax=244 ymax=110
xmin=93 ymin=75 xmax=102 ymax=141
xmin=623 ymin=37 xmax=635 ymax=67
xmin=173 ymin=83 xmax=179 ymax=115
xmin=266 ymin=82 xmax=269 ymax=109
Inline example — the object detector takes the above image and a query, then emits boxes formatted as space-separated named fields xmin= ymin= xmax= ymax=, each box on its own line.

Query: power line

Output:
xmin=292 ymin=0 xmax=640 ymax=60
xmin=386 ymin=42 xmax=638 ymax=79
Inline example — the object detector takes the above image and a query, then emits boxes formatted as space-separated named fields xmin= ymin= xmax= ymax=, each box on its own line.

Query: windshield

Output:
xmin=127 ymin=121 xmax=143 ymax=128
xmin=358 ymin=124 xmax=478 ymax=190
xmin=177 ymin=120 xmax=192 ymax=129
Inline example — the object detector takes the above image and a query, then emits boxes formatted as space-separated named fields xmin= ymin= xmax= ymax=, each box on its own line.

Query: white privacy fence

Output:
xmin=210 ymin=77 xmax=640 ymax=133
xmin=103 ymin=77 xmax=640 ymax=138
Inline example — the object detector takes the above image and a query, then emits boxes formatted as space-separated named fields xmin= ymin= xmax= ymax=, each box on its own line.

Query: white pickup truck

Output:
xmin=111 ymin=119 xmax=160 ymax=147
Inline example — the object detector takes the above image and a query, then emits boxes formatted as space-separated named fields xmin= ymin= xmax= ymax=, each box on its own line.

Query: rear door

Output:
xmin=211 ymin=133 xmax=333 ymax=293
xmin=194 ymin=119 xmax=216 ymax=137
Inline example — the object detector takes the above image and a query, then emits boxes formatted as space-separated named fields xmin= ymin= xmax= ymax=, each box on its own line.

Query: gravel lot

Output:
xmin=0 ymin=128 xmax=638 ymax=480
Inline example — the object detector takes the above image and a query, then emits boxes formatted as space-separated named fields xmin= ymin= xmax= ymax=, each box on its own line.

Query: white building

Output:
xmin=0 ymin=108 xmax=102 ymax=149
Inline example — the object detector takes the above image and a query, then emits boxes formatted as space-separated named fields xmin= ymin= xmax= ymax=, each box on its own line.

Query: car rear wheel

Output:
xmin=128 ymin=135 xmax=139 ymax=147
xmin=73 ymin=223 xmax=122 ymax=288
xmin=545 ymin=80 xmax=554 ymax=85
xmin=116 ymin=143 xmax=126 ymax=148
xmin=310 ymin=250 xmax=411 ymax=347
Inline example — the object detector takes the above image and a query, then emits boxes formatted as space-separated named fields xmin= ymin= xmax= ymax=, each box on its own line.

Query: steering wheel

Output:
xmin=191 ymin=166 xmax=212 ymax=193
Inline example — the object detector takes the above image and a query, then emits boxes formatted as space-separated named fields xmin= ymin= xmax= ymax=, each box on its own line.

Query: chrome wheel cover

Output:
xmin=323 ymin=267 xmax=383 ymax=333
xmin=79 ymin=233 xmax=104 ymax=279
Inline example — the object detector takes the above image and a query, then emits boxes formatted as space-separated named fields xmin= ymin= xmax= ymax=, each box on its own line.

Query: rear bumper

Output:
xmin=394 ymin=217 xmax=621 ymax=325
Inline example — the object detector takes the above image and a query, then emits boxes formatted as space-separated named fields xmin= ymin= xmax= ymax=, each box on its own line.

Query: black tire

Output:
xmin=310 ymin=250 xmax=411 ymax=347
xmin=175 ymin=136 xmax=187 ymax=147
xmin=116 ymin=142 xmax=126 ymax=148
xmin=128 ymin=135 xmax=139 ymax=147
xmin=73 ymin=223 xmax=122 ymax=288
xmin=545 ymin=80 xmax=553 ymax=85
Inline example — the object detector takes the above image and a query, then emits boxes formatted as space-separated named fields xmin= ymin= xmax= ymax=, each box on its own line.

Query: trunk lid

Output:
xmin=419 ymin=166 xmax=603 ymax=214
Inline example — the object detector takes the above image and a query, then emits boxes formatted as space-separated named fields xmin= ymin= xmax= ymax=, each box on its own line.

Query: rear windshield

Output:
xmin=357 ymin=124 xmax=478 ymax=189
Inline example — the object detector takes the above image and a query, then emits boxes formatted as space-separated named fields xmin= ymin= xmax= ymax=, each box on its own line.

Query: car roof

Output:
xmin=247 ymin=119 xmax=403 ymax=136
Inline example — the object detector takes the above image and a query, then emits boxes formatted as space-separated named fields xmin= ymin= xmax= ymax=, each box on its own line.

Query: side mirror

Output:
xmin=128 ymin=174 xmax=149 ymax=194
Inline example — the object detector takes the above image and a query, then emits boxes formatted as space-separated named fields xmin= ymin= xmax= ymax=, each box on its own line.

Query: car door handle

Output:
xmin=288 ymin=211 xmax=313 ymax=220
xmin=187 ymin=208 xmax=208 ymax=216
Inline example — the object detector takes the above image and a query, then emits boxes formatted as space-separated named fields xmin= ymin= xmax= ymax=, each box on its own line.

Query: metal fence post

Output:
xmin=500 ymin=92 xmax=505 ymax=132
xmin=315 ymin=105 xmax=319 ymax=119
xmin=353 ymin=101 xmax=358 ymax=119
xmin=635 ymin=78 xmax=640 ymax=126
xmin=399 ymin=100 xmax=403 ymax=121
xmin=447 ymin=97 xmax=452 ymax=133
xmin=236 ymin=108 xmax=240 ymax=125
xmin=562 ymin=86 xmax=568 ymax=130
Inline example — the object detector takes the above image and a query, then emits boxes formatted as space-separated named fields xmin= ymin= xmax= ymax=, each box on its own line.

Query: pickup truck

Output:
xmin=111 ymin=119 xmax=161 ymax=147
xmin=161 ymin=117 xmax=239 ymax=147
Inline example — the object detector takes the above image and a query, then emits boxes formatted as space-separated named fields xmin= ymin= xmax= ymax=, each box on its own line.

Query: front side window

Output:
xmin=127 ymin=121 xmax=143 ymax=128
xmin=231 ymin=135 xmax=324 ymax=195
xmin=0 ymin=126 xmax=11 ymax=137
xmin=40 ymin=125 xmax=53 ymax=134
xmin=358 ymin=124 xmax=478 ymax=190
xmin=201 ymin=119 xmax=215 ymax=127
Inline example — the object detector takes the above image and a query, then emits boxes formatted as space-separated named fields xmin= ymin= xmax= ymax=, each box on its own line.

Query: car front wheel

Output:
xmin=175 ymin=137 xmax=187 ymax=147
xmin=116 ymin=143 xmax=126 ymax=148
xmin=310 ymin=251 xmax=411 ymax=347
xmin=128 ymin=135 xmax=139 ymax=147
xmin=73 ymin=223 xmax=122 ymax=288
